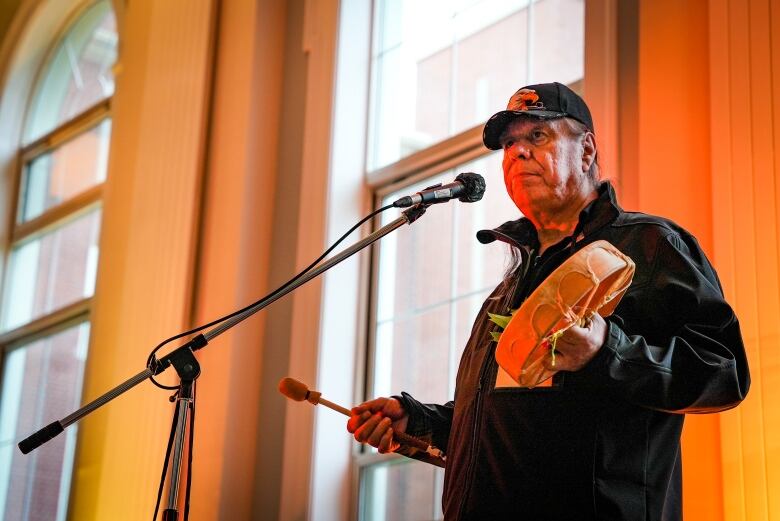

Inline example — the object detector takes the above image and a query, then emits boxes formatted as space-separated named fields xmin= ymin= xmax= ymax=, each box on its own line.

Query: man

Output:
xmin=347 ymin=82 xmax=750 ymax=520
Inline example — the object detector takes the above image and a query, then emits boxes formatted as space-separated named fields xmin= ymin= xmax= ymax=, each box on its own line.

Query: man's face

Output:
xmin=499 ymin=117 xmax=594 ymax=218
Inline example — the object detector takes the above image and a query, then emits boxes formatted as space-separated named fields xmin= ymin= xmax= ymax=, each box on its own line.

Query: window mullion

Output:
xmin=366 ymin=124 xmax=484 ymax=190
xmin=11 ymin=185 xmax=103 ymax=244
xmin=21 ymin=99 xmax=110 ymax=158
xmin=0 ymin=297 xmax=91 ymax=348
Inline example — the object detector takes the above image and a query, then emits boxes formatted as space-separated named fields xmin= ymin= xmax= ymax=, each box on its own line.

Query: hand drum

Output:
xmin=495 ymin=240 xmax=635 ymax=388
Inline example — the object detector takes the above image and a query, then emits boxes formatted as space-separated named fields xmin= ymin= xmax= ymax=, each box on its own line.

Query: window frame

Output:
xmin=11 ymin=99 xmax=109 ymax=245
xmin=1 ymin=97 xmax=110 ymax=343
xmin=353 ymin=1 xmax=594 ymax=518
xmin=0 ymin=1 xmax=115 ymax=516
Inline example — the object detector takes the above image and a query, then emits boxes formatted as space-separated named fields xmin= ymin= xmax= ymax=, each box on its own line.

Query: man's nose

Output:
xmin=508 ymin=141 xmax=532 ymax=159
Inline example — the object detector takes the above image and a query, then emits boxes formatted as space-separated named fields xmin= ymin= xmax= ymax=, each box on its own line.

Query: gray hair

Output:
xmin=560 ymin=117 xmax=600 ymax=186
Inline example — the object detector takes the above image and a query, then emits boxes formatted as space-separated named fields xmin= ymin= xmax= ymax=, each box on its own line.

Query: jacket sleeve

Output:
xmin=585 ymin=231 xmax=750 ymax=413
xmin=393 ymin=392 xmax=454 ymax=459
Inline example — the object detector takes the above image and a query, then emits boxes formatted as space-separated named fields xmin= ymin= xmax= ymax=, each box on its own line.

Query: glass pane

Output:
xmin=373 ymin=153 xmax=517 ymax=400
xmin=24 ymin=0 xmax=117 ymax=143
xmin=374 ymin=306 xmax=451 ymax=402
xmin=368 ymin=0 xmax=584 ymax=170
xmin=378 ymin=173 xmax=456 ymax=319
xmin=19 ymin=119 xmax=111 ymax=223
xmin=531 ymin=0 xmax=585 ymax=84
xmin=2 ymin=209 xmax=101 ymax=331
xmin=0 ymin=322 xmax=90 ymax=521
xmin=361 ymin=461 xmax=444 ymax=521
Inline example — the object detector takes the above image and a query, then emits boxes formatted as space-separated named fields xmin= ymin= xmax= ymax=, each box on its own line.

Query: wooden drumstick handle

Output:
xmin=278 ymin=377 xmax=445 ymax=460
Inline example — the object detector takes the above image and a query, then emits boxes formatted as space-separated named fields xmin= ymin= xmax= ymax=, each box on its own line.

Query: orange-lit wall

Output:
xmin=612 ymin=0 xmax=780 ymax=520
xmin=633 ymin=1 xmax=722 ymax=519
xmin=710 ymin=0 xmax=780 ymax=519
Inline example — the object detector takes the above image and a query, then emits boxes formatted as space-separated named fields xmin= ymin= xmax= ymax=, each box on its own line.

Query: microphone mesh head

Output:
xmin=455 ymin=172 xmax=486 ymax=203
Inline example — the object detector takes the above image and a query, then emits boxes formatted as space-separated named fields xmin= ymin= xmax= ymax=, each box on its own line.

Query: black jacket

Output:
xmin=397 ymin=182 xmax=750 ymax=521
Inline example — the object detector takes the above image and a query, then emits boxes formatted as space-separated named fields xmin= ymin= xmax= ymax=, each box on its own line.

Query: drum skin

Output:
xmin=496 ymin=240 xmax=635 ymax=387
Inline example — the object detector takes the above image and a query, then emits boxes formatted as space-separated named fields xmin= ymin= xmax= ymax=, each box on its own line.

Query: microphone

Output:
xmin=392 ymin=172 xmax=485 ymax=208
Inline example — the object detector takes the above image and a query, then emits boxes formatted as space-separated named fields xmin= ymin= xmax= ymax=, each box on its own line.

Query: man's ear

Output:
xmin=581 ymin=132 xmax=597 ymax=172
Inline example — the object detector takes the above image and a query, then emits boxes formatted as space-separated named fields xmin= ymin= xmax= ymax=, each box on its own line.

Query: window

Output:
xmin=357 ymin=0 xmax=584 ymax=519
xmin=0 ymin=2 xmax=116 ymax=519
xmin=368 ymin=0 xmax=584 ymax=171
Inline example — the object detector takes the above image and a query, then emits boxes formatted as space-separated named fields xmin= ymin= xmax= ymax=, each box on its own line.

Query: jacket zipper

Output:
xmin=455 ymin=274 xmax=522 ymax=519
xmin=454 ymin=246 xmax=576 ymax=518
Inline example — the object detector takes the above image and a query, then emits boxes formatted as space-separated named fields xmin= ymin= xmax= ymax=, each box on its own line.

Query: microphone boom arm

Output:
xmin=18 ymin=204 xmax=430 ymax=454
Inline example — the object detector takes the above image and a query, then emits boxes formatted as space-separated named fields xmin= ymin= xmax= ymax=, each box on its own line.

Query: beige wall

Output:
xmin=71 ymin=0 xmax=218 ymax=518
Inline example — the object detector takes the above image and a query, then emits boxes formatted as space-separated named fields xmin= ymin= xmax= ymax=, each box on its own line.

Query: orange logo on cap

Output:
xmin=508 ymin=88 xmax=544 ymax=111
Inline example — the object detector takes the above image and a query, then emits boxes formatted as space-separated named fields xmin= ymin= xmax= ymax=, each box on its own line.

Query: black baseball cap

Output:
xmin=482 ymin=82 xmax=594 ymax=150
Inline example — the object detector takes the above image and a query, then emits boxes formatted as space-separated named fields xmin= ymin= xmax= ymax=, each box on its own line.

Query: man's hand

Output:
xmin=545 ymin=312 xmax=608 ymax=371
xmin=347 ymin=397 xmax=408 ymax=454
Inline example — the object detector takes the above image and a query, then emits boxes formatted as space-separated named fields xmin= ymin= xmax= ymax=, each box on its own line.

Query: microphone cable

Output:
xmin=149 ymin=204 xmax=394 ymax=520
xmin=145 ymin=203 xmax=394 ymax=390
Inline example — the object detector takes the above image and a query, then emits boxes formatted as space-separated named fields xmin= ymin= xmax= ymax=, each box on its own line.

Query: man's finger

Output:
xmin=544 ymin=351 xmax=568 ymax=371
xmin=346 ymin=411 xmax=371 ymax=433
xmin=378 ymin=428 xmax=395 ymax=454
xmin=354 ymin=413 xmax=383 ymax=443
xmin=367 ymin=417 xmax=392 ymax=447
xmin=351 ymin=397 xmax=388 ymax=416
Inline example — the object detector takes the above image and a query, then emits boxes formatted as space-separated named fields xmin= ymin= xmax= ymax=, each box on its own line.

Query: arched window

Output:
xmin=0 ymin=1 xmax=116 ymax=519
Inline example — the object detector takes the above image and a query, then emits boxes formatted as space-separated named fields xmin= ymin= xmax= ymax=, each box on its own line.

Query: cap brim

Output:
xmin=482 ymin=109 xmax=566 ymax=150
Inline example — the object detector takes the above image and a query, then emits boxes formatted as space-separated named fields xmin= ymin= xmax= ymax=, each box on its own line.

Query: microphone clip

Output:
xmin=402 ymin=202 xmax=430 ymax=224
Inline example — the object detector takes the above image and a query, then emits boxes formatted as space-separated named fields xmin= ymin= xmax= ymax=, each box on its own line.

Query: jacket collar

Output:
xmin=476 ymin=181 xmax=622 ymax=249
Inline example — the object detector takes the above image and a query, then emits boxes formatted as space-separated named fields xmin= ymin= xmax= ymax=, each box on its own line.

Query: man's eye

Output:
xmin=503 ymin=140 xmax=515 ymax=149
xmin=531 ymin=131 xmax=546 ymax=142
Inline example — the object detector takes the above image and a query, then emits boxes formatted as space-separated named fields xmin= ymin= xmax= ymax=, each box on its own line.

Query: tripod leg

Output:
xmin=183 ymin=381 xmax=196 ymax=520
xmin=162 ymin=380 xmax=193 ymax=520
xmin=153 ymin=396 xmax=179 ymax=520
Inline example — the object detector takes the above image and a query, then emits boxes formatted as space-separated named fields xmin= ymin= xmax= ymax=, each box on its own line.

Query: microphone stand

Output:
xmin=17 ymin=203 xmax=431 ymax=520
